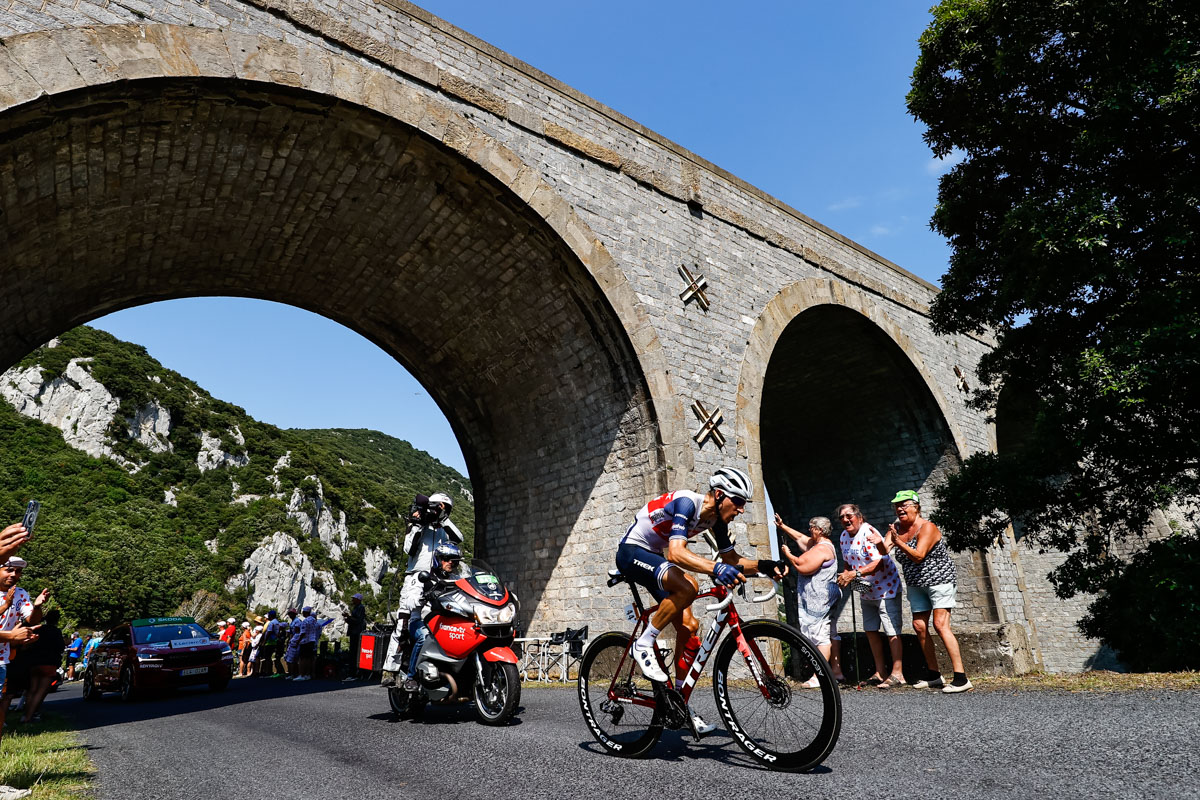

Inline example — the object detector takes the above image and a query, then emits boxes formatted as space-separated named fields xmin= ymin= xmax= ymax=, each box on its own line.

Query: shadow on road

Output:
xmin=363 ymin=702 xmax=527 ymax=726
xmin=576 ymin=729 xmax=836 ymax=775
xmin=45 ymin=676 xmax=365 ymax=731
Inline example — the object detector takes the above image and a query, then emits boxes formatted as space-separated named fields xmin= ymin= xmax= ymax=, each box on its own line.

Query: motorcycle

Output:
xmin=387 ymin=558 xmax=522 ymax=725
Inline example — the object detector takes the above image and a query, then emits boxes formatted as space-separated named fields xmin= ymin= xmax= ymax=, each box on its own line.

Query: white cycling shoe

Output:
xmin=630 ymin=640 xmax=668 ymax=682
xmin=688 ymin=706 xmax=717 ymax=737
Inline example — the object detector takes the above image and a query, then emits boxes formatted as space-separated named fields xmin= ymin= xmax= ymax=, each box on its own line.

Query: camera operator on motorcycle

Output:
xmin=381 ymin=492 xmax=463 ymax=686
xmin=400 ymin=542 xmax=462 ymax=692
xmin=615 ymin=467 xmax=787 ymax=735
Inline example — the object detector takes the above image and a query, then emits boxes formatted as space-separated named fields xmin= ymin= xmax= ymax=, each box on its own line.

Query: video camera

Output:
xmin=408 ymin=494 xmax=442 ymax=528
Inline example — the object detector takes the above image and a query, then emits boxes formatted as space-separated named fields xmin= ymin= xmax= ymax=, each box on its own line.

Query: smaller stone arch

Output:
xmin=736 ymin=277 xmax=970 ymax=542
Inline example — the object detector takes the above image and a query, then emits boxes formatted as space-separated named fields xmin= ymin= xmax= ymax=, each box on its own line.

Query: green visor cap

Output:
xmin=890 ymin=490 xmax=919 ymax=505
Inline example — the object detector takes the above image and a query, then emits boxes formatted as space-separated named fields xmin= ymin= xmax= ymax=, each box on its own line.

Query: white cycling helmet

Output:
xmin=709 ymin=467 xmax=753 ymax=501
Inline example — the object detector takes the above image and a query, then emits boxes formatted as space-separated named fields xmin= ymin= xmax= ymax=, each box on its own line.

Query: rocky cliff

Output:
xmin=0 ymin=326 xmax=473 ymax=635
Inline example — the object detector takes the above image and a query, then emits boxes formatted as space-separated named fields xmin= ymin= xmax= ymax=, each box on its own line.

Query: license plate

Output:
xmin=180 ymin=667 xmax=208 ymax=676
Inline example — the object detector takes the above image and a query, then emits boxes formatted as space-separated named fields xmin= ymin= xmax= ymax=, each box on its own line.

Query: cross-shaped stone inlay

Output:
xmin=678 ymin=264 xmax=710 ymax=311
xmin=691 ymin=400 xmax=726 ymax=448
xmin=953 ymin=365 xmax=971 ymax=393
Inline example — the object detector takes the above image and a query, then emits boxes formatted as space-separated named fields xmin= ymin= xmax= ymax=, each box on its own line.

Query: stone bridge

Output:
xmin=0 ymin=1 xmax=1100 ymax=671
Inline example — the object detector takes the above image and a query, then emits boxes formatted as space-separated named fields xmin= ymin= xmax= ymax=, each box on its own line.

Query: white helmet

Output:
xmin=428 ymin=492 xmax=453 ymax=524
xmin=709 ymin=467 xmax=753 ymax=501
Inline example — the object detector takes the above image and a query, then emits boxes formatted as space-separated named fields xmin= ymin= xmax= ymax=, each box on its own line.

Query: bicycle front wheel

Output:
xmin=578 ymin=631 xmax=664 ymax=759
xmin=713 ymin=619 xmax=841 ymax=772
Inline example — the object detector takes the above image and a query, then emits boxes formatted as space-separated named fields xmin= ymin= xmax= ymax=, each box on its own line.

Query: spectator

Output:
xmin=79 ymin=631 xmax=102 ymax=673
xmin=777 ymin=514 xmax=842 ymax=687
xmin=835 ymin=503 xmax=907 ymax=688
xmin=0 ymin=557 xmax=46 ymax=758
xmin=343 ymin=594 xmax=367 ymax=682
xmin=248 ymin=625 xmax=263 ymax=676
xmin=220 ymin=617 xmax=236 ymax=645
xmin=878 ymin=490 xmax=972 ymax=694
xmin=237 ymin=622 xmax=253 ymax=678
xmin=65 ymin=630 xmax=84 ymax=681
xmin=297 ymin=607 xmax=333 ymax=680
xmin=283 ymin=608 xmax=303 ymax=679
xmin=20 ymin=607 xmax=65 ymax=724
xmin=261 ymin=610 xmax=286 ymax=678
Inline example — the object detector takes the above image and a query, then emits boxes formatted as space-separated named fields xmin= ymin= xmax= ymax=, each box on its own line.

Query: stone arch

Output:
xmin=0 ymin=24 xmax=690 ymax=631
xmin=736 ymin=277 xmax=969 ymax=537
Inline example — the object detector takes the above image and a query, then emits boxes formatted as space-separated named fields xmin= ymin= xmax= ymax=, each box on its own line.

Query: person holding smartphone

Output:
xmin=0 ymin=524 xmax=29 ymax=565
xmin=0 ymin=556 xmax=47 ymax=764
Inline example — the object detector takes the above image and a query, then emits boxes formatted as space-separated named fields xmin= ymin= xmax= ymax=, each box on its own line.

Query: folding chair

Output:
xmin=561 ymin=626 xmax=589 ymax=681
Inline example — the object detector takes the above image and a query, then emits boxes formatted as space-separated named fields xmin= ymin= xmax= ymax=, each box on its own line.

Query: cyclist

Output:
xmin=615 ymin=467 xmax=787 ymax=734
xmin=381 ymin=492 xmax=463 ymax=685
xmin=401 ymin=542 xmax=463 ymax=692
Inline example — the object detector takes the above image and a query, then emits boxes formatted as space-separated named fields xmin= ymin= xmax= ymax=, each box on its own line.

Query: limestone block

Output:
xmin=0 ymin=45 xmax=45 ymax=109
xmin=294 ymin=46 xmax=334 ymax=95
xmin=141 ymin=25 xmax=200 ymax=76
xmin=4 ymin=32 xmax=86 ymax=95
xmin=85 ymin=25 xmax=169 ymax=81
xmin=44 ymin=28 xmax=121 ymax=87
xmin=438 ymin=72 xmax=506 ymax=118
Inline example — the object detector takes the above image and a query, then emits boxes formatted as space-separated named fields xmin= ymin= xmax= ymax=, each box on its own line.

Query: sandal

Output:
xmin=877 ymin=675 xmax=905 ymax=690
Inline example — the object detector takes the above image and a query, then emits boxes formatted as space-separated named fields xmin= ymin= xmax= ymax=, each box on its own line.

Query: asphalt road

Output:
xmin=44 ymin=676 xmax=1198 ymax=800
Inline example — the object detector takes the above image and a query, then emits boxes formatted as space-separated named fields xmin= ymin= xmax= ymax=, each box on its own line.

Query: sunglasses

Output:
xmin=724 ymin=494 xmax=746 ymax=508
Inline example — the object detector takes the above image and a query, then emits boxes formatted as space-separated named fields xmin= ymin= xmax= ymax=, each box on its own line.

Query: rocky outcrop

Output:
xmin=287 ymin=479 xmax=350 ymax=559
xmin=127 ymin=400 xmax=172 ymax=453
xmin=0 ymin=358 xmax=142 ymax=469
xmin=362 ymin=546 xmax=392 ymax=595
xmin=1 ymin=358 xmax=178 ymax=469
xmin=197 ymin=426 xmax=250 ymax=472
xmin=226 ymin=531 xmax=348 ymax=639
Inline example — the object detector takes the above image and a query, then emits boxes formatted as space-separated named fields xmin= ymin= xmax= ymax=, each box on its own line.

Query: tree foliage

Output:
xmin=1079 ymin=532 xmax=1200 ymax=671
xmin=909 ymin=0 xmax=1200 ymax=597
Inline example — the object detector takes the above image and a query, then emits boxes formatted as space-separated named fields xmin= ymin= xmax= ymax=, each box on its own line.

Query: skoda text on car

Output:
xmin=82 ymin=616 xmax=234 ymax=701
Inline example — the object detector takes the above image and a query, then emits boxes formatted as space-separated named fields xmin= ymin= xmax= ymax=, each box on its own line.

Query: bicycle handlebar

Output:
xmin=704 ymin=577 xmax=779 ymax=610
xmin=704 ymin=591 xmax=736 ymax=612
xmin=748 ymin=581 xmax=778 ymax=604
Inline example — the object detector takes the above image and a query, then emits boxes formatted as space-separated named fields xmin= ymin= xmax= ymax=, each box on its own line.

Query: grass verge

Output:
xmin=973 ymin=670 xmax=1200 ymax=692
xmin=0 ymin=712 xmax=94 ymax=799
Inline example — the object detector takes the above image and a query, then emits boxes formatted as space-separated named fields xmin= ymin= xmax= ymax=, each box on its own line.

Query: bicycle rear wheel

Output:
xmin=713 ymin=619 xmax=841 ymax=772
xmin=578 ymin=631 xmax=664 ymax=758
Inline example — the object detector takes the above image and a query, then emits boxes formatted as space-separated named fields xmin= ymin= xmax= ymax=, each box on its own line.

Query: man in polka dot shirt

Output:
xmin=835 ymin=504 xmax=907 ymax=689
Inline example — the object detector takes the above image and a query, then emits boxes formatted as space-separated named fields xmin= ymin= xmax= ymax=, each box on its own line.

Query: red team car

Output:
xmin=81 ymin=617 xmax=234 ymax=701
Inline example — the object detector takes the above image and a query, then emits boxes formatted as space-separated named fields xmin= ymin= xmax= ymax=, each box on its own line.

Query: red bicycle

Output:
xmin=578 ymin=568 xmax=841 ymax=772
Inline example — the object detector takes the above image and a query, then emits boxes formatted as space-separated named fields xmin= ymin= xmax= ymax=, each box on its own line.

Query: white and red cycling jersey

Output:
xmin=620 ymin=490 xmax=735 ymax=555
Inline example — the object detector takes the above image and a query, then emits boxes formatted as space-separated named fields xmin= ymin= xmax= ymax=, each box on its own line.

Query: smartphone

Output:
xmin=22 ymin=500 xmax=40 ymax=538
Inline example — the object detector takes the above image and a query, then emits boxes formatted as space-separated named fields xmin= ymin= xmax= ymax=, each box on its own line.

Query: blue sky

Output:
xmin=93 ymin=1 xmax=950 ymax=478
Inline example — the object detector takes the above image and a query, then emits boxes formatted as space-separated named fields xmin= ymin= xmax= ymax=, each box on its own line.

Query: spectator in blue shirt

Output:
xmin=65 ymin=631 xmax=84 ymax=681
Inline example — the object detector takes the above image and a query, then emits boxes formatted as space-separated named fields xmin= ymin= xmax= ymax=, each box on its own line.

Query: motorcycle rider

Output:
xmin=381 ymin=492 xmax=463 ymax=685
xmin=401 ymin=542 xmax=463 ymax=692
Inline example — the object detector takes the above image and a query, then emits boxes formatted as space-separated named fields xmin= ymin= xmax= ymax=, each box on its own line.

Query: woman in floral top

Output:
xmin=835 ymin=504 xmax=907 ymax=688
